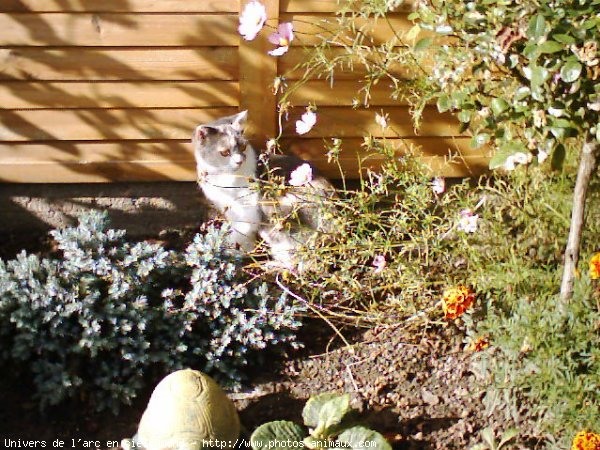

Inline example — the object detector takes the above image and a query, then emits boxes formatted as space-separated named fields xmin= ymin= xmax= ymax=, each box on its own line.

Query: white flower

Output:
xmin=295 ymin=110 xmax=317 ymax=135
xmin=432 ymin=177 xmax=445 ymax=194
xmin=289 ymin=163 xmax=313 ymax=186
xmin=503 ymin=152 xmax=533 ymax=171
xmin=588 ymin=98 xmax=600 ymax=112
xmin=537 ymin=149 xmax=549 ymax=164
xmin=372 ymin=255 xmax=387 ymax=274
xmin=459 ymin=209 xmax=479 ymax=233
xmin=375 ymin=112 xmax=389 ymax=129
xmin=238 ymin=1 xmax=267 ymax=41
xmin=267 ymin=22 xmax=293 ymax=56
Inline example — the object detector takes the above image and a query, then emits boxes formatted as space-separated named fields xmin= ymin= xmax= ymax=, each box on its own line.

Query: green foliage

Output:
xmin=250 ymin=393 xmax=391 ymax=450
xmin=0 ymin=212 xmax=302 ymax=412
xmin=412 ymin=0 xmax=600 ymax=168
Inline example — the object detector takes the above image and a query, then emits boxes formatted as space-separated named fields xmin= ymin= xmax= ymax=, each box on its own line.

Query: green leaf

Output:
xmin=553 ymin=33 xmax=576 ymax=44
xmin=436 ymin=94 xmax=451 ymax=113
xmin=413 ymin=37 xmax=433 ymax=52
xmin=491 ymin=98 xmax=509 ymax=116
xmin=337 ymin=426 xmax=392 ymax=450
xmin=527 ymin=15 xmax=546 ymax=39
xmin=560 ymin=61 xmax=582 ymax=82
xmin=489 ymin=151 xmax=510 ymax=170
xmin=302 ymin=393 xmax=351 ymax=434
xmin=251 ymin=421 xmax=305 ymax=450
xmin=551 ymin=143 xmax=566 ymax=170
xmin=458 ymin=110 xmax=472 ymax=123
xmin=538 ymin=40 xmax=564 ymax=54
xmin=498 ymin=428 xmax=518 ymax=448
xmin=470 ymin=133 xmax=490 ymax=149
xmin=480 ymin=427 xmax=497 ymax=449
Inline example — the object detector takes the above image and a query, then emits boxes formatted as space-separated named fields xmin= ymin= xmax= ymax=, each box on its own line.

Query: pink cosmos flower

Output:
xmin=458 ymin=209 xmax=479 ymax=233
xmin=372 ymin=255 xmax=386 ymax=273
xmin=268 ymin=22 xmax=294 ymax=56
xmin=432 ymin=177 xmax=445 ymax=195
xmin=295 ymin=111 xmax=317 ymax=135
xmin=289 ymin=163 xmax=313 ymax=186
xmin=239 ymin=1 xmax=267 ymax=41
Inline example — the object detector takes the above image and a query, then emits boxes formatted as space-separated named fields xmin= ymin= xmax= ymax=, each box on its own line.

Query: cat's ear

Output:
xmin=231 ymin=110 xmax=248 ymax=132
xmin=192 ymin=125 xmax=217 ymax=145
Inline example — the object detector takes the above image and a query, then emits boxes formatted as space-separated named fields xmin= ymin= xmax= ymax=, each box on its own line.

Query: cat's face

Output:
xmin=192 ymin=111 xmax=251 ymax=172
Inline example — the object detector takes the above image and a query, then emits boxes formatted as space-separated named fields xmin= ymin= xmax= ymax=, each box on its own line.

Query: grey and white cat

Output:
xmin=192 ymin=110 xmax=333 ymax=268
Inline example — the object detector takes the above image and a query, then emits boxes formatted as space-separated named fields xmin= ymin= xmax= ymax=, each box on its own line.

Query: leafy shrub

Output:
xmin=250 ymin=393 xmax=391 ymax=450
xmin=0 ymin=212 xmax=302 ymax=412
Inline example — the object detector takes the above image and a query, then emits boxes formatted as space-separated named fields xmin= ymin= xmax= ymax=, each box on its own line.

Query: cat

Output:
xmin=192 ymin=110 xmax=334 ymax=269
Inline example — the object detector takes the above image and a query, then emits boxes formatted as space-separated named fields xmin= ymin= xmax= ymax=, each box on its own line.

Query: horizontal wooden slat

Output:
xmin=0 ymin=137 xmax=488 ymax=183
xmin=0 ymin=1 xmax=239 ymax=13
xmin=0 ymin=81 xmax=239 ymax=109
xmin=286 ymin=14 xmax=418 ymax=47
xmin=281 ymin=107 xmax=461 ymax=138
xmin=280 ymin=47 xmax=418 ymax=80
xmin=0 ymin=108 xmax=237 ymax=141
xmin=286 ymin=80 xmax=405 ymax=106
xmin=0 ymin=48 xmax=238 ymax=80
xmin=0 ymin=14 xmax=239 ymax=47
xmin=282 ymin=0 xmax=416 ymax=13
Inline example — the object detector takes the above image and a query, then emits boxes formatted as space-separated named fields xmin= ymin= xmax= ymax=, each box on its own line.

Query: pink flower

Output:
xmin=372 ymin=255 xmax=386 ymax=273
xmin=459 ymin=209 xmax=479 ymax=233
xmin=295 ymin=110 xmax=317 ymax=135
xmin=289 ymin=163 xmax=313 ymax=186
xmin=239 ymin=1 xmax=267 ymax=41
xmin=432 ymin=177 xmax=445 ymax=194
xmin=268 ymin=22 xmax=294 ymax=56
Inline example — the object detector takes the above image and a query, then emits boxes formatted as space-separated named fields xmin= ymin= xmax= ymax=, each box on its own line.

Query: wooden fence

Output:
xmin=0 ymin=0 xmax=490 ymax=183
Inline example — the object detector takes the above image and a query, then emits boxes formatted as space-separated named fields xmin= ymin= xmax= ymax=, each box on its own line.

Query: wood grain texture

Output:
xmin=0 ymin=81 xmax=239 ymax=109
xmin=0 ymin=48 xmax=239 ymax=81
xmin=0 ymin=108 xmax=237 ymax=141
xmin=0 ymin=13 xmax=239 ymax=47
xmin=239 ymin=0 xmax=278 ymax=143
xmin=280 ymin=107 xmax=462 ymax=138
xmin=0 ymin=0 xmax=239 ymax=13
xmin=281 ymin=0 xmax=416 ymax=13
xmin=285 ymin=80 xmax=408 ymax=106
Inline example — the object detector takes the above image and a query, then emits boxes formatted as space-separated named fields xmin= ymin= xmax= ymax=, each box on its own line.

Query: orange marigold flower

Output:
xmin=467 ymin=336 xmax=490 ymax=352
xmin=572 ymin=430 xmax=600 ymax=450
xmin=442 ymin=286 xmax=475 ymax=319
xmin=589 ymin=253 xmax=600 ymax=280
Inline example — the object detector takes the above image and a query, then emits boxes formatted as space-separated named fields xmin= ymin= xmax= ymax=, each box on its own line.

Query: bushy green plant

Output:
xmin=0 ymin=212 xmax=302 ymax=412
xmin=250 ymin=393 xmax=391 ymax=450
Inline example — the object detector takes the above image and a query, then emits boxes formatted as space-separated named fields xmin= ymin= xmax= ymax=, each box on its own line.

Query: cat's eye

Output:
xmin=220 ymin=150 xmax=231 ymax=157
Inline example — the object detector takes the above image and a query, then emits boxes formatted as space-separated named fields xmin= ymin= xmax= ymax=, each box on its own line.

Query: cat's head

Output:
xmin=192 ymin=110 xmax=253 ymax=172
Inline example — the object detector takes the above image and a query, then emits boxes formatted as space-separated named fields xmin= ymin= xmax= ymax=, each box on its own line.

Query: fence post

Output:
xmin=239 ymin=0 xmax=279 ymax=149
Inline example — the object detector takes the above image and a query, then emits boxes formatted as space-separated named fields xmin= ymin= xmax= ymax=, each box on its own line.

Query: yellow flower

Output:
xmin=466 ymin=336 xmax=490 ymax=352
xmin=589 ymin=253 xmax=600 ymax=280
xmin=442 ymin=286 xmax=475 ymax=319
xmin=572 ymin=430 xmax=600 ymax=450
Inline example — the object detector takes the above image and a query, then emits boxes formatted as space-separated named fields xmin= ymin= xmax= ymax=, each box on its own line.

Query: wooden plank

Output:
xmin=239 ymin=0 xmax=279 ymax=143
xmin=285 ymin=80 xmax=407 ymax=106
xmin=282 ymin=0 xmax=417 ymax=13
xmin=280 ymin=107 xmax=462 ymax=138
xmin=0 ymin=1 xmax=239 ymax=13
xmin=0 ymin=81 xmax=239 ymax=109
xmin=284 ymin=15 xmax=420 ymax=47
xmin=0 ymin=107 xmax=237 ymax=141
xmin=0 ymin=14 xmax=239 ymax=47
xmin=280 ymin=47 xmax=422 ymax=80
xmin=0 ymin=48 xmax=239 ymax=81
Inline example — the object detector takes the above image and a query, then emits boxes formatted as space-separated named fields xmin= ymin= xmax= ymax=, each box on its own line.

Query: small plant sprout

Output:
xmin=470 ymin=427 xmax=518 ymax=450
xmin=296 ymin=110 xmax=317 ymax=135
xmin=250 ymin=393 xmax=391 ymax=450
xmin=289 ymin=163 xmax=313 ymax=187
xmin=268 ymin=22 xmax=293 ymax=56
xmin=238 ymin=1 xmax=267 ymax=41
